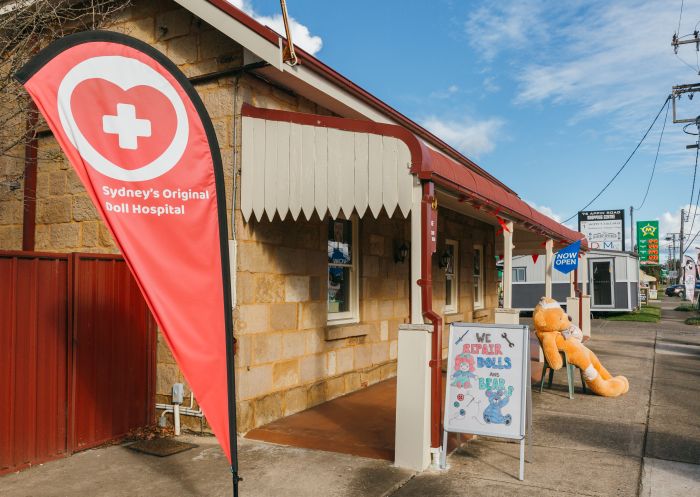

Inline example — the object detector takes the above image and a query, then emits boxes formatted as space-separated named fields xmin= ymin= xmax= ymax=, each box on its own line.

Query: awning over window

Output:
xmin=240 ymin=104 xmax=586 ymax=248
xmin=241 ymin=105 xmax=414 ymax=221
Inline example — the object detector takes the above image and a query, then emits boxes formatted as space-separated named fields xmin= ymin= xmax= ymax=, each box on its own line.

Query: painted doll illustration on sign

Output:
xmin=450 ymin=352 xmax=477 ymax=389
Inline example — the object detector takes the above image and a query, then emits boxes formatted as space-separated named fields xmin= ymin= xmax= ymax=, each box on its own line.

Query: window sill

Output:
xmin=444 ymin=313 xmax=464 ymax=324
xmin=325 ymin=322 xmax=369 ymax=341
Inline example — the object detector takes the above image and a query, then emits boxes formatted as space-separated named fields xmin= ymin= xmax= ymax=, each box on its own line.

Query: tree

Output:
xmin=0 ymin=0 xmax=130 ymax=191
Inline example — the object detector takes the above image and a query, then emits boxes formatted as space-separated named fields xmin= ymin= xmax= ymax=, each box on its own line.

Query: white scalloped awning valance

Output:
xmin=241 ymin=114 xmax=414 ymax=222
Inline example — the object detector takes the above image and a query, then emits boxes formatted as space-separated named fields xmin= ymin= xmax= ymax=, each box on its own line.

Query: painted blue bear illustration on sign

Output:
xmin=483 ymin=386 xmax=514 ymax=425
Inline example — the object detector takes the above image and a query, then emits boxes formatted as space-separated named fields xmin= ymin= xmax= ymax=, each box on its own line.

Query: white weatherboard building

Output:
xmin=511 ymin=249 xmax=640 ymax=312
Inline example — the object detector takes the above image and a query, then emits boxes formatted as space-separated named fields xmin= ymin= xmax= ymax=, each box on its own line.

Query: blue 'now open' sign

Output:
xmin=553 ymin=240 xmax=581 ymax=274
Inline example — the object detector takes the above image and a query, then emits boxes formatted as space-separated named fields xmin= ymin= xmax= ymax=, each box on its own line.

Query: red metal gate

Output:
xmin=0 ymin=252 xmax=71 ymax=474
xmin=72 ymin=254 xmax=155 ymax=451
xmin=0 ymin=251 xmax=155 ymax=475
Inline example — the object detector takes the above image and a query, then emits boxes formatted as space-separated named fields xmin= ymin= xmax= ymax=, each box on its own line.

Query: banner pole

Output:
xmin=217 ymin=147 xmax=240 ymax=497
xmin=209 ymin=78 xmax=240 ymax=497
xmin=224 ymin=314 xmax=240 ymax=497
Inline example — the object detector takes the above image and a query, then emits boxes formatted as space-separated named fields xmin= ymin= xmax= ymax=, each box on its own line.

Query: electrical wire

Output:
xmin=688 ymin=146 xmax=700 ymax=236
xmin=636 ymin=99 xmax=670 ymax=210
xmin=688 ymin=143 xmax=699 ymax=221
xmin=675 ymin=52 xmax=700 ymax=74
xmin=682 ymin=227 xmax=700 ymax=256
xmin=563 ymin=95 xmax=671 ymax=223
xmin=677 ymin=0 xmax=685 ymax=36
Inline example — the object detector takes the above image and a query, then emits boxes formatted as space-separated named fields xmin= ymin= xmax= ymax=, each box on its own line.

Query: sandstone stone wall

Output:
xmin=0 ymin=149 xmax=25 ymax=249
xmin=232 ymin=211 xmax=410 ymax=431
xmin=433 ymin=207 xmax=498 ymax=354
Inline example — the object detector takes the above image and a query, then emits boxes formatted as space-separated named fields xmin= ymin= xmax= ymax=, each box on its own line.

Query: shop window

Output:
xmin=444 ymin=239 xmax=458 ymax=314
xmin=327 ymin=218 xmax=359 ymax=324
xmin=473 ymin=244 xmax=484 ymax=309
xmin=513 ymin=267 xmax=526 ymax=282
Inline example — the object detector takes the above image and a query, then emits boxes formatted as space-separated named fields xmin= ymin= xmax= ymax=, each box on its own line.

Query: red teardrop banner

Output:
xmin=16 ymin=31 xmax=239 ymax=483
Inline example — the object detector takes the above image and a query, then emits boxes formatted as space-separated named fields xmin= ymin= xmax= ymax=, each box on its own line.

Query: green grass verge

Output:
xmin=674 ymin=304 xmax=698 ymax=312
xmin=685 ymin=317 xmax=700 ymax=325
xmin=603 ymin=305 xmax=661 ymax=323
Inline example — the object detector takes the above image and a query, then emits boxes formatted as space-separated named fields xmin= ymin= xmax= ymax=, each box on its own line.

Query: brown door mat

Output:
xmin=126 ymin=438 xmax=198 ymax=457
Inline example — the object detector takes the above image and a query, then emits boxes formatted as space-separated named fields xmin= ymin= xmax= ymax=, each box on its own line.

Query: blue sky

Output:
xmin=234 ymin=0 xmax=700 ymax=258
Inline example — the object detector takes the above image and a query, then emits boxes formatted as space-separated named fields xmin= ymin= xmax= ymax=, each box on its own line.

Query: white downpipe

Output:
xmin=545 ymin=239 xmax=554 ymax=298
xmin=156 ymin=392 xmax=204 ymax=431
xmin=173 ymin=404 xmax=181 ymax=435
xmin=503 ymin=221 xmax=514 ymax=308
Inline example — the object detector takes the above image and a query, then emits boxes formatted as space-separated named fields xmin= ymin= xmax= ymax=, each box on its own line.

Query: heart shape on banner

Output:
xmin=71 ymin=79 xmax=177 ymax=171
xmin=57 ymin=55 xmax=189 ymax=182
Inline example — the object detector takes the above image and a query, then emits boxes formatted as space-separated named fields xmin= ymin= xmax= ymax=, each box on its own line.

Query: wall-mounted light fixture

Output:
xmin=439 ymin=250 xmax=452 ymax=272
xmin=394 ymin=242 xmax=409 ymax=263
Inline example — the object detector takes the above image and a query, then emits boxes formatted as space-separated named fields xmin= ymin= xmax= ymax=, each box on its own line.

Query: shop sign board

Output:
xmin=637 ymin=221 xmax=660 ymax=265
xmin=578 ymin=210 xmax=625 ymax=251
xmin=441 ymin=323 xmax=531 ymax=480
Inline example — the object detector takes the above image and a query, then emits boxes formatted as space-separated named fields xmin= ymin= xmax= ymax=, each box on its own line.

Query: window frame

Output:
xmin=512 ymin=267 xmax=526 ymax=283
xmin=473 ymin=243 xmax=484 ymax=310
xmin=444 ymin=239 xmax=459 ymax=314
xmin=327 ymin=217 xmax=360 ymax=325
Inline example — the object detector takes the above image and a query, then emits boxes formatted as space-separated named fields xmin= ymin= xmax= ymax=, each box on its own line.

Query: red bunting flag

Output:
xmin=16 ymin=31 xmax=239 ymax=488
xmin=532 ymin=254 xmax=539 ymax=264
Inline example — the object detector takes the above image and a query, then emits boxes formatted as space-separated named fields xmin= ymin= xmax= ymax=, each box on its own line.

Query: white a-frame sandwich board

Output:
xmin=440 ymin=323 xmax=531 ymax=480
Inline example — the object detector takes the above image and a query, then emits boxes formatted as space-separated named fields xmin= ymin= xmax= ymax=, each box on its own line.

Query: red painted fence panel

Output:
xmin=72 ymin=254 xmax=155 ymax=451
xmin=0 ymin=251 xmax=155 ymax=475
xmin=0 ymin=252 xmax=70 ymax=474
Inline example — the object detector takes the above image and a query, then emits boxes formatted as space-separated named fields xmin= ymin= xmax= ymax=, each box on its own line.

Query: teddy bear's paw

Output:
xmin=615 ymin=375 xmax=629 ymax=393
xmin=606 ymin=377 xmax=628 ymax=397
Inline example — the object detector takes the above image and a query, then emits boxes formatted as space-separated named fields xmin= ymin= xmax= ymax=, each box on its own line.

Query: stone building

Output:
xmin=0 ymin=0 xmax=584 ymax=443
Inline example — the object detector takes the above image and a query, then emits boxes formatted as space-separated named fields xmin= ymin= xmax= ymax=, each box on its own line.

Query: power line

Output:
xmin=687 ymin=146 xmax=700 ymax=238
xmin=636 ymin=99 xmax=670 ymax=210
xmin=682 ymin=228 xmax=700 ymax=256
xmin=677 ymin=0 xmax=685 ymax=36
xmin=688 ymin=142 xmax=699 ymax=221
xmin=563 ymin=95 xmax=671 ymax=223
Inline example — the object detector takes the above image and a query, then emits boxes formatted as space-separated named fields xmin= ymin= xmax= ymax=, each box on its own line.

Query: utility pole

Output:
xmin=666 ymin=233 xmax=678 ymax=283
xmin=681 ymin=208 xmax=686 ymax=271
xmin=630 ymin=205 xmax=635 ymax=252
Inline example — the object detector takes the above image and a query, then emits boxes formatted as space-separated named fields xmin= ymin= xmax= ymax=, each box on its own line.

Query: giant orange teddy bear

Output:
xmin=533 ymin=297 xmax=629 ymax=397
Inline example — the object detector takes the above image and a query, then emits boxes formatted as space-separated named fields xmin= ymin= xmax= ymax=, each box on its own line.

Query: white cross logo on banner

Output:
xmin=102 ymin=103 xmax=152 ymax=150
xmin=58 ymin=56 xmax=189 ymax=181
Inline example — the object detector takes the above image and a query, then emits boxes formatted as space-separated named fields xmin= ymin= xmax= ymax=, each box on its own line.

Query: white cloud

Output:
xmin=429 ymin=85 xmax=459 ymax=99
xmin=227 ymin=0 xmax=323 ymax=55
xmin=524 ymin=200 xmax=562 ymax=223
xmin=465 ymin=1 xmax=545 ymax=61
xmin=655 ymin=205 xmax=700 ymax=260
xmin=511 ymin=0 xmax=700 ymax=129
xmin=422 ymin=115 xmax=504 ymax=157
xmin=483 ymin=76 xmax=500 ymax=93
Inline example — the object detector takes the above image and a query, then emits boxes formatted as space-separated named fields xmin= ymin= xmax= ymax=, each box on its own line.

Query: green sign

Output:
xmin=637 ymin=220 xmax=659 ymax=265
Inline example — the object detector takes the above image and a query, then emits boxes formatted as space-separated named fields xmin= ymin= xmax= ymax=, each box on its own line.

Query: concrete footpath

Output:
xmin=2 ymin=300 xmax=699 ymax=497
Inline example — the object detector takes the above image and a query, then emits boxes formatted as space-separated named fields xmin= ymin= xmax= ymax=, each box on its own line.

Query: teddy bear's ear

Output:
xmin=533 ymin=308 xmax=547 ymax=330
